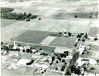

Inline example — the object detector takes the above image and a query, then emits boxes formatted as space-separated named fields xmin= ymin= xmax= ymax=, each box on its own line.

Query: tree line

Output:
xmin=65 ymin=52 xmax=80 ymax=75
xmin=1 ymin=7 xmax=38 ymax=21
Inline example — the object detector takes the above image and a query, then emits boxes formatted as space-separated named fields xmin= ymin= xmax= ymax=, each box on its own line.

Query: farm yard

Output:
xmin=1 ymin=0 xmax=99 ymax=76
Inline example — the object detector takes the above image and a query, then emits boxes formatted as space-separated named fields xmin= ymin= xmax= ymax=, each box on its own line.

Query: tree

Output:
xmin=55 ymin=67 xmax=58 ymax=70
xmin=94 ymin=38 xmax=98 ymax=41
xmin=28 ymin=13 xmax=32 ymax=17
xmin=56 ymin=60 xmax=59 ymax=63
xmin=89 ymin=16 xmax=92 ymax=19
xmin=24 ymin=12 xmax=26 ymax=16
xmin=66 ymin=68 xmax=71 ymax=75
xmin=26 ymin=18 xmax=30 ymax=21
xmin=39 ymin=18 xmax=41 ymax=20
xmin=70 ymin=65 xmax=76 ymax=73
xmin=82 ymin=38 xmax=86 ymax=42
xmin=84 ymin=33 xmax=88 ymax=39
xmin=57 ymin=56 xmax=61 ymax=61
xmin=1 ymin=42 xmax=3 ymax=46
xmin=90 ymin=67 xmax=95 ymax=70
xmin=61 ymin=65 xmax=65 ymax=71
xmin=97 ymin=59 xmax=99 ymax=63
xmin=52 ymin=56 xmax=55 ymax=62
xmin=74 ymin=15 xmax=77 ymax=18
xmin=76 ymin=34 xmax=81 ymax=38
xmin=64 ymin=51 xmax=69 ymax=56
xmin=75 ymin=67 xmax=81 ymax=75
xmin=31 ymin=15 xmax=38 ymax=19
xmin=26 ymin=13 xmax=32 ymax=18
xmin=62 ymin=59 xmax=65 ymax=63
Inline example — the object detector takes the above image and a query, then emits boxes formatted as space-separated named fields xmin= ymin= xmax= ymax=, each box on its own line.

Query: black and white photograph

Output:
xmin=0 ymin=0 xmax=99 ymax=76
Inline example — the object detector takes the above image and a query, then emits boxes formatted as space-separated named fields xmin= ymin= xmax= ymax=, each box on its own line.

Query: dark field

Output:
xmin=69 ymin=12 xmax=95 ymax=19
xmin=15 ymin=30 xmax=50 ymax=44
xmin=52 ymin=11 xmax=96 ymax=19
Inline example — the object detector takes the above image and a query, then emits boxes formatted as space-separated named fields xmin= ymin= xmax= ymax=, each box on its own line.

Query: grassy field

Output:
xmin=1 ymin=19 xmax=18 ymax=27
xmin=88 ymin=27 xmax=99 ymax=36
xmin=50 ymin=36 xmax=76 ymax=48
xmin=15 ymin=30 xmax=50 ymax=44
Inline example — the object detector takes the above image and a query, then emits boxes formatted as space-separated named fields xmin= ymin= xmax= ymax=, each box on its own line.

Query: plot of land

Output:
xmin=50 ymin=36 xmax=76 ymax=48
xmin=52 ymin=11 xmax=95 ymax=19
xmin=49 ymin=20 xmax=90 ymax=33
xmin=1 ymin=19 xmax=18 ymax=27
xmin=69 ymin=12 xmax=94 ymax=18
xmin=15 ymin=30 xmax=50 ymax=44
xmin=40 ymin=36 xmax=56 ymax=45
xmin=88 ymin=27 xmax=99 ymax=36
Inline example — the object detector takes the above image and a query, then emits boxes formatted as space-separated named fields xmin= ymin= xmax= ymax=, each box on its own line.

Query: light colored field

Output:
xmin=54 ymin=46 xmax=73 ymax=53
xmin=1 ymin=18 xmax=90 ymax=42
xmin=1 ymin=0 xmax=93 ymax=44
xmin=40 ymin=36 xmax=56 ymax=45
xmin=1 ymin=26 xmax=28 ymax=42
xmin=1 ymin=19 xmax=18 ymax=27
xmin=4 ymin=21 xmax=37 ymax=29
xmin=43 ymin=8 xmax=60 ymax=16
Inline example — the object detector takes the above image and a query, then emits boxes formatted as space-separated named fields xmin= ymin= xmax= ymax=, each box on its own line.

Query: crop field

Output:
xmin=1 ymin=19 xmax=18 ymax=27
xmin=15 ymin=30 xmax=50 ymax=44
xmin=1 ymin=18 xmax=90 ymax=48
xmin=50 ymin=37 xmax=76 ymax=48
